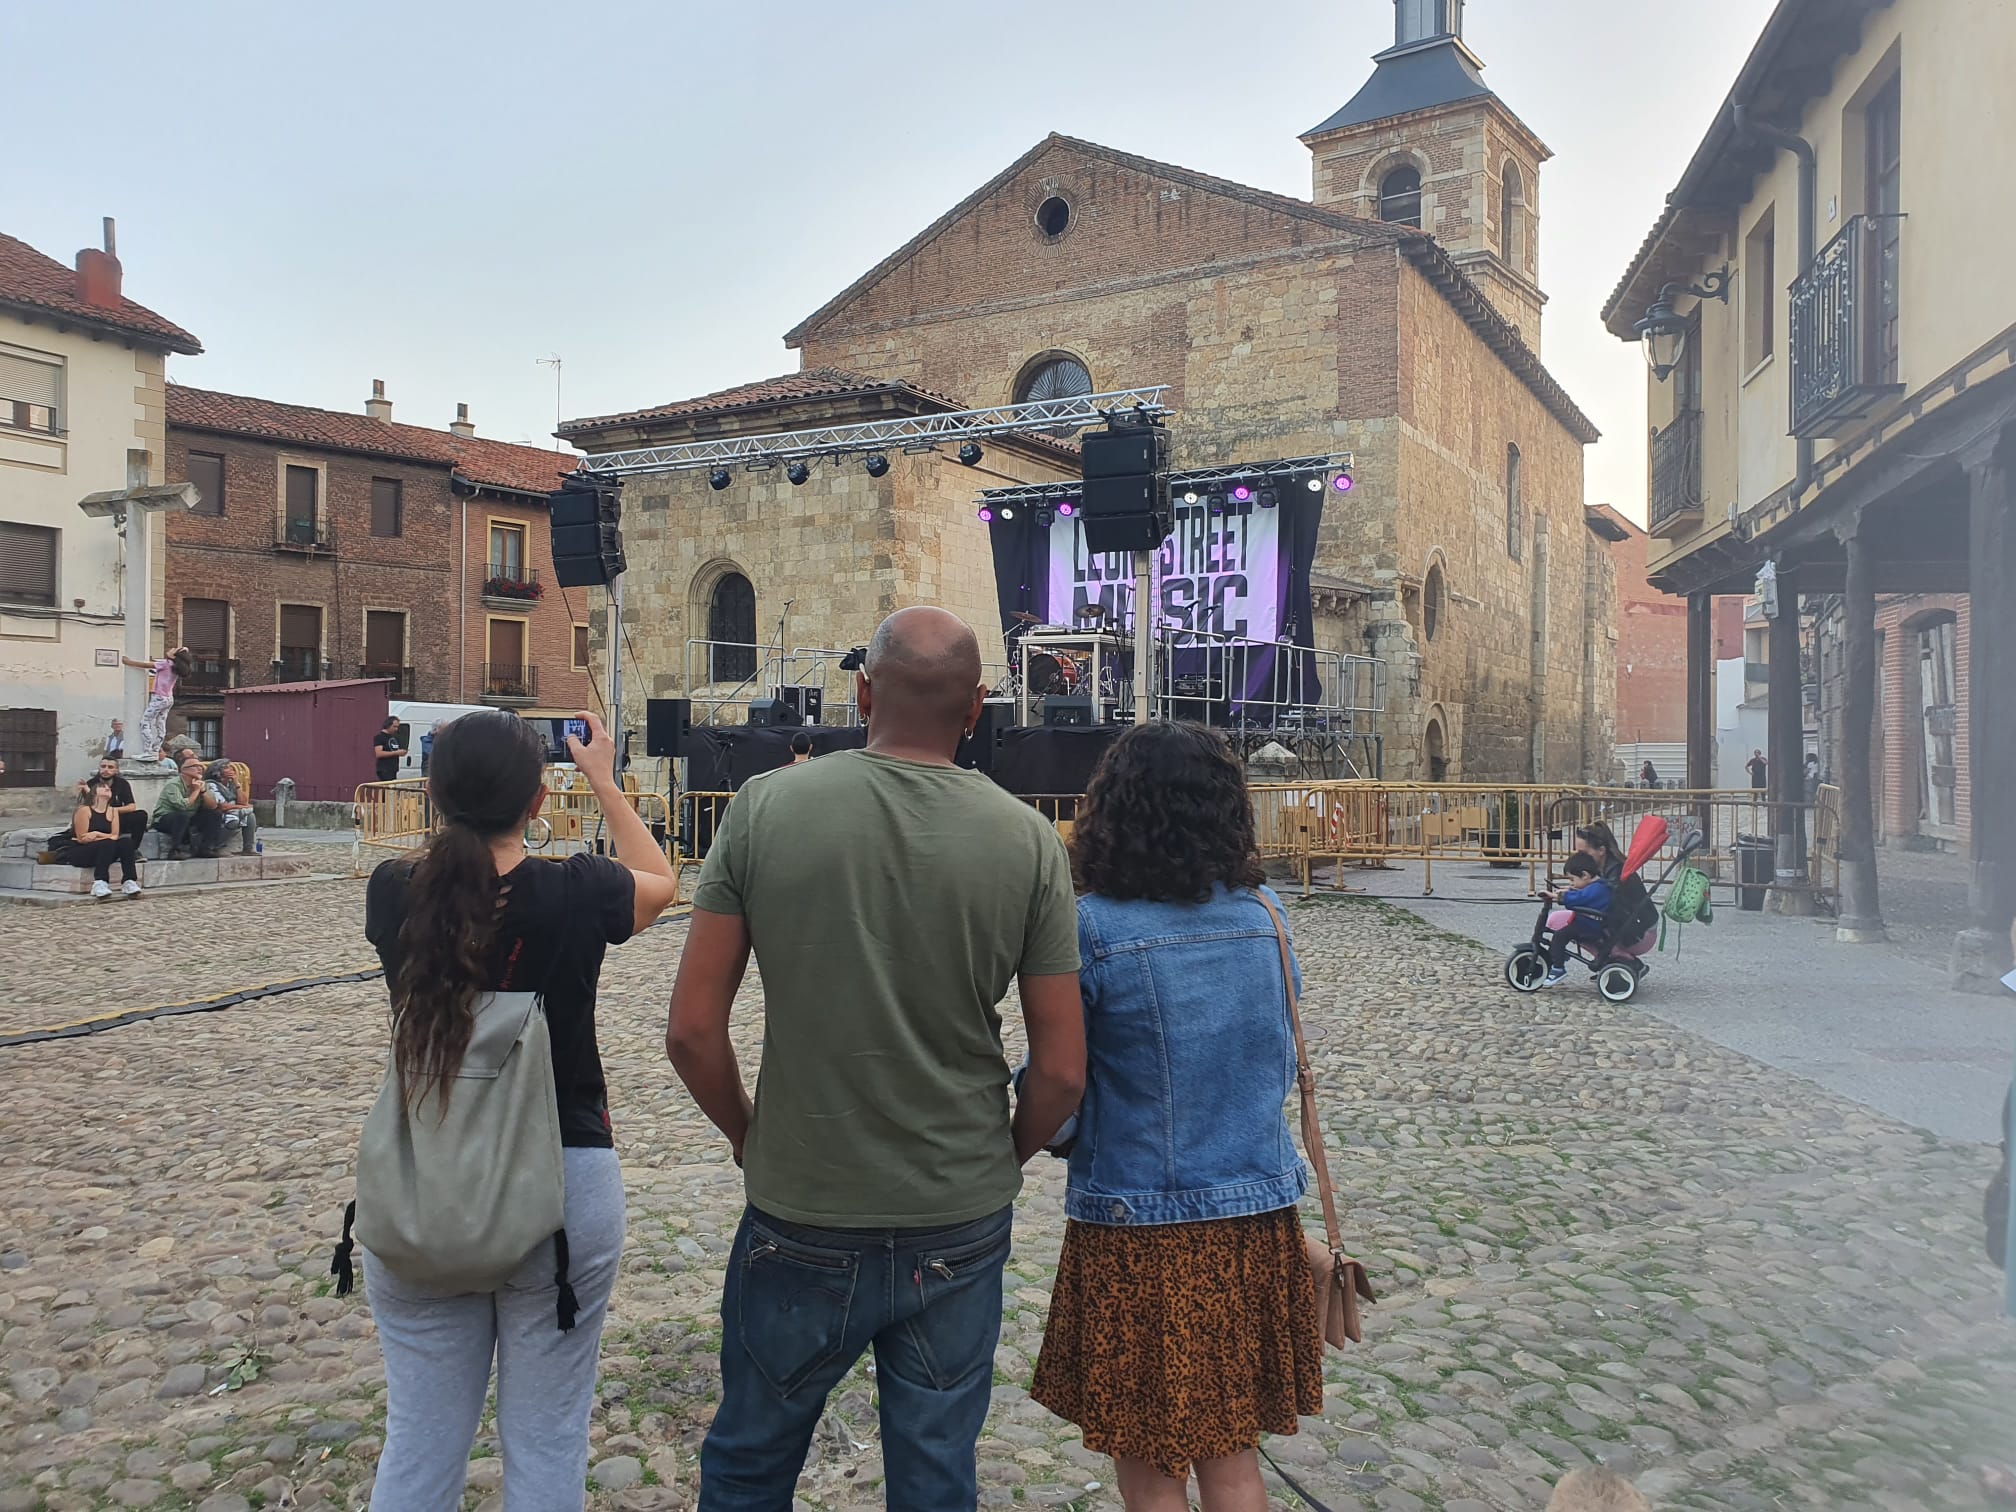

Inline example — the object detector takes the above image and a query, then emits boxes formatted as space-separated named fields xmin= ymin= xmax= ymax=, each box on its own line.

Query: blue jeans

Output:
xmin=700 ymin=1203 xmax=1013 ymax=1512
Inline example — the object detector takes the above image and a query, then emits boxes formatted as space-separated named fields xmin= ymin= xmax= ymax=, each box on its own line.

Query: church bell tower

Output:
xmin=1301 ymin=0 xmax=1549 ymax=346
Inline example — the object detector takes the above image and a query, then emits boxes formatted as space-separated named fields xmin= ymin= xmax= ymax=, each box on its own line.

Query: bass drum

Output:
xmin=1026 ymin=651 xmax=1081 ymax=696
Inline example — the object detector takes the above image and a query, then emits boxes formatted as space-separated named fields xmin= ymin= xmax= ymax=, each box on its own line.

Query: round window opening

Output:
xmin=1036 ymin=196 xmax=1072 ymax=238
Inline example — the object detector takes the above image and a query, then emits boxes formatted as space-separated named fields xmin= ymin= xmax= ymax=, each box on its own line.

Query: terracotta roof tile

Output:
xmin=0 ymin=232 xmax=201 ymax=353
xmin=168 ymin=385 xmax=578 ymax=496
xmin=560 ymin=367 xmax=964 ymax=436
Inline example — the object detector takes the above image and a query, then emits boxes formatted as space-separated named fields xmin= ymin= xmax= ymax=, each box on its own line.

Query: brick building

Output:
xmin=1590 ymin=506 xmax=1689 ymax=777
xmin=163 ymin=383 xmax=589 ymax=755
xmin=565 ymin=1 xmax=1614 ymax=781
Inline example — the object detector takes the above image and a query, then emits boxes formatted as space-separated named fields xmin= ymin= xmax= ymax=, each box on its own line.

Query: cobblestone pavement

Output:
xmin=2 ymin=880 xmax=2012 ymax=1511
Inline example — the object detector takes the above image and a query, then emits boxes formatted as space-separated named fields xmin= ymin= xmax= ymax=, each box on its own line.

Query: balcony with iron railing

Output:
xmin=275 ymin=519 xmax=335 ymax=553
xmin=176 ymin=653 xmax=238 ymax=697
xmin=272 ymin=649 xmax=332 ymax=683
xmin=1789 ymin=213 xmax=1906 ymax=439
xmin=359 ymin=663 xmax=418 ymax=698
xmin=481 ymin=563 xmax=543 ymax=607
xmin=480 ymin=662 xmax=538 ymax=703
xmin=1648 ymin=405 xmax=1704 ymax=537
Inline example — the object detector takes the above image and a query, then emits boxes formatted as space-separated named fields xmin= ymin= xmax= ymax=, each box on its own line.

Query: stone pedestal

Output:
xmin=119 ymin=761 xmax=174 ymax=818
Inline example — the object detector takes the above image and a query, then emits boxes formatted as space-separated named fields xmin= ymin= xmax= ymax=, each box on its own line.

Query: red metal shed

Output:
xmin=224 ymin=679 xmax=391 ymax=801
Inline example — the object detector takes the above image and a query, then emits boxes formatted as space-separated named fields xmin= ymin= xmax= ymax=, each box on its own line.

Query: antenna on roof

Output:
xmin=537 ymin=355 xmax=563 ymax=438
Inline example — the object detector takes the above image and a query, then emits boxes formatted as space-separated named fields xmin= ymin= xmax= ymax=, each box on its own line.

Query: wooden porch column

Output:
xmin=1834 ymin=519 xmax=1886 ymax=941
xmin=1767 ymin=570 xmax=1812 ymax=913
xmin=1954 ymin=429 xmax=2016 ymax=989
xmin=1686 ymin=592 xmax=1713 ymax=791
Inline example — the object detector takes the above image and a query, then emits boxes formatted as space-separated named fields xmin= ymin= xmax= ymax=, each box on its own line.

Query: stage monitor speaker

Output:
xmin=747 ymin=697 xmax=787 ymax=728
xmin=776 ymin=685 xmax=823 ymax=725
xmin=645 ymin=697 xmax=692 ymax=758
xmin=1044 ymin=694 xmax=1094 ymax=728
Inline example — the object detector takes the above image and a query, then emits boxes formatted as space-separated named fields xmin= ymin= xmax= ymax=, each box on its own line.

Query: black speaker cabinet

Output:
xmin=959 ymin=698 xmax=1015 ymax=774
xmin=747 ymin=697 xmax=787 ymax=728
xmin=776 ymin=685 xmax=824 ymax=725
xmin=645 ymin=697 xmax=692 ymax=758
xmin=1044 ymin=694 xmax=1095 ymax=728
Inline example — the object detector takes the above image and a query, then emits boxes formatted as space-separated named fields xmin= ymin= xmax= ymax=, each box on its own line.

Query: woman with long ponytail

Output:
xmin=362 ymin=709 xmax=677 ymax=1509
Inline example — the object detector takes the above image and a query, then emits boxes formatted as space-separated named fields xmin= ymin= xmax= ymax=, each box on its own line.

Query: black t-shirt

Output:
xmin=374 ymin=728 xmax=408 ymax=782
xmin=364 ymin=852 xmax=637 ymax=1147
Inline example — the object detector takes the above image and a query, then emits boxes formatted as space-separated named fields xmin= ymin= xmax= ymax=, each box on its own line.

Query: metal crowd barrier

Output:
xmin=353 ymin=770 xmax=675 ymax=876
xmin=1545 ymin=785 xmax=1842 ymax=907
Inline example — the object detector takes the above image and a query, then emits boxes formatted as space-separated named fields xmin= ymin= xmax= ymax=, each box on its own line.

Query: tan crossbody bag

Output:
xmin=1255 ymin=889 xmax=1375 ymax=1347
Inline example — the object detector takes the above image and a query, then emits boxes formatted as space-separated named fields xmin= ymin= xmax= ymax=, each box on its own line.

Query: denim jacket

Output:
xmin=1065 ymin=883 xmax=1308 ymax=1226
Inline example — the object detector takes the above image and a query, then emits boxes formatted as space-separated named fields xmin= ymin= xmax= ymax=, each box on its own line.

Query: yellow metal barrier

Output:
xmin=673 ymin=791 xmax=737 ymax=896
xmin=354 ymin=770 xmax=675 ymax=875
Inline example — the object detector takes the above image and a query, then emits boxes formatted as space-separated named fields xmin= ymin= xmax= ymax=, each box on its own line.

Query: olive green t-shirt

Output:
xmin=692 ymin=749 xmax=1080 ymax=1228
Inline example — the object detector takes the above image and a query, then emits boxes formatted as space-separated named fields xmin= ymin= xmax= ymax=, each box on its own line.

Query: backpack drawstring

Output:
xmin=553 ymin=1228 xmax=578 ymax=1331
xmin=331 ymin=1201 xmax=357 ymax=1297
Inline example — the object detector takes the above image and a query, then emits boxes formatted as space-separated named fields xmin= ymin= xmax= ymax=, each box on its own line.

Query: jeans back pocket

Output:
xmin=736 ymin=1222 xmax=860 ymax=1399
xmin=900 ymin=1212 xmax=1012 ymax=1392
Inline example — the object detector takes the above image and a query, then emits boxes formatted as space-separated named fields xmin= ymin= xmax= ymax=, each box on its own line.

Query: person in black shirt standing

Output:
xmin=372 ymin=716 xmax=408 ymax=782
xmin=76 ymin=757 xmax=148 ymax=848
xmin=361 ymin=709 xmax=678 ymax=1507
xmin=1747 ymin=749 xmax=1769 ymax=790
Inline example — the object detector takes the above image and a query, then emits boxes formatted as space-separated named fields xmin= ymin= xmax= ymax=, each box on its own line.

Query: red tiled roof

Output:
xmin=560 ymin=367 xmax=964 ymax=437
xmin=168 ymin=385 xmax=578 ymax=496
xmin=0 ymin=233 xmax=201 ymax=354
xmin=444 ymin=432 xmax=579 ymax=495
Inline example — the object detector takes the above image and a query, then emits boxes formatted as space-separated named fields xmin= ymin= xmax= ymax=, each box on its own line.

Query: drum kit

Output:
xmin=1007 ymin=609 xmax=1129 ymax=721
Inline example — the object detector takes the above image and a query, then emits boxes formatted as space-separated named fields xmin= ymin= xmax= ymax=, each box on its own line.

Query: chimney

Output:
xmin=365 ymin=378 xmax=393 ymax=422
xmin=74 ymin=216 xmax=123 ymax=310
xmin=449 ymin=402 xmax=476 ymax=438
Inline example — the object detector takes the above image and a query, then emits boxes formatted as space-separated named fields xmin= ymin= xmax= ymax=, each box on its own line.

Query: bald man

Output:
xmin=669 ymin=606 xmax=1085 ymax=1511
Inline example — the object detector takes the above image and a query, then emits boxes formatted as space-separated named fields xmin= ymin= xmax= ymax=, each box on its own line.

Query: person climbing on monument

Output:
xmin=123 ymin=646 xmax=192 ymax=763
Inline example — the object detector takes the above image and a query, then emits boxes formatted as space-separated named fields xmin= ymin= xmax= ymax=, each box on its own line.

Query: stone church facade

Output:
xmin=563 ymin=1 xmax=1614 ymax=782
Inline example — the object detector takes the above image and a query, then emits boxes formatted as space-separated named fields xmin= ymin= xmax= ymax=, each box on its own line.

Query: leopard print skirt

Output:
xmin=1030 ymin=1206 xmax=1323 ymax=1478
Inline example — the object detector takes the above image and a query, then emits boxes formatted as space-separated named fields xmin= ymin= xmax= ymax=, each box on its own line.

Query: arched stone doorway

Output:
xmin=1425 ymin=713 xmax=1449 ymax=782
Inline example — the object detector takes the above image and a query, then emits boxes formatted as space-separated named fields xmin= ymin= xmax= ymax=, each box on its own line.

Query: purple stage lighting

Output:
xmin=1333 ymin=473 xmax=1353 ymax=492
xmin=977 ymin=506 xmax=995 ymax=523
xmin=1231 ymin=484 xmax=1253 ymax=502
xmin=1057 ymin=500 xmax=1076 ymax=517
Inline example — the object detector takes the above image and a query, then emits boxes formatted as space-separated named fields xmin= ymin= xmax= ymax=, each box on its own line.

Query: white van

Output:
xmin=387 ymin=701 xmax=494 ymax=779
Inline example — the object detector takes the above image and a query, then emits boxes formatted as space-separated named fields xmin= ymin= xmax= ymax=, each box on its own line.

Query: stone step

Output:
xmin=0 ymin=854 xmax=314 ymax=894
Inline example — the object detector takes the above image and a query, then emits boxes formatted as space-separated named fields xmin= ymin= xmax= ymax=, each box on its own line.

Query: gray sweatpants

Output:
xmin=365 ymin=1147 xmax=626 ymax=1511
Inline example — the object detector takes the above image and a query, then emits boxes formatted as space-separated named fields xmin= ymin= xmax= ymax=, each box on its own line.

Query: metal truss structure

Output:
xmin=973 ymin=453 xmax=1356 ymax=508
xmin=573 ymin=387 xmax=1173 ymax=478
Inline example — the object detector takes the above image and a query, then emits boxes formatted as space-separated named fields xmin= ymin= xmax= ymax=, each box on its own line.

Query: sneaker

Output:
xmin=1540 ymin=967 xmax=1568 ymax=987
xmin=121 ymin=879 xmax=142 ymax=897
xmin=91 ymin=880 xmax=112 ymax=899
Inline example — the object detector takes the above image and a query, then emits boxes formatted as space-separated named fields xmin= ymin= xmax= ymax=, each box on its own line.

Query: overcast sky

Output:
xmin=6 ymin=0 xmax=1778 ymax=523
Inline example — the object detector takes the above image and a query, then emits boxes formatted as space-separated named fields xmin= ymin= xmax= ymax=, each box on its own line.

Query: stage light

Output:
xmin=1057 ymin=500 xmax=1076 ymax=517
xmin=1183 ymin=490 xmax=1199 ymax=505
xmin=998 ymin=504 xmax=1015 ymax=521
xmin=786 ymin=461 xmax=811 ymax=486
xmin=864 ymin=453 xmax=890 ymax=478
xmin=957 ymin=442 xmax=984 ymax=466
xmin=1258 ymin=488 xmax=1278 ymax=509
xmin=1231 ymin=484 xmax=1253 ymax=503
xmin=1306 ymin=476 xmax=1324 ymax=492
xmin=1207 ymin=493 xmax=1225 ymax=515
xmin=1035 ymin=507 xmax=1055 ymax=529
xmin=977 ymin=506 xmax=995 ymax=523
xmin=1333 ymin=472 xmax=1353 ymax=492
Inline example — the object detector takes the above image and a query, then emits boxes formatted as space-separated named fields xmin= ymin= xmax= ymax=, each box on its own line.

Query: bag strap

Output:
xmin=1254 ymin=889 xmax=1345 ymax=1261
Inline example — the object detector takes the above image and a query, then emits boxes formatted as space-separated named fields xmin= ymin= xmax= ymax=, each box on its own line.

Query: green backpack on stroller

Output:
xmin=1659 ymin=862 xmax=1714 ymax=954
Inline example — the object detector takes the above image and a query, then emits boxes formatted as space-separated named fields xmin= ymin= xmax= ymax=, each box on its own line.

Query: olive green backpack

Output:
xmin=1659 ymin=862 xmax=1714 ymax=955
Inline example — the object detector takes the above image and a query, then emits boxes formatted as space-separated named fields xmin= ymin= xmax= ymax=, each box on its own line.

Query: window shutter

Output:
xmin=0 ymin=522 xmax=58 ymax=606
xmin=365 ymin=611 xmax=403 ymax=667
xmin=279 ymin=604 xmax=321 ymax=649
xmin=489 ymin=619 xmax=526 ymax=668
xmin=285 ymin=466 xmax=318 ymax=520
xmin=371 ymin=479 xmax=402 ymax=537
xmin=187 ymin=453 xmax=225 ymax=516
xmin=0 ymin=351 xmax=61 ymax=409
xmin=181 ymin=597 xmax=228 ymax=651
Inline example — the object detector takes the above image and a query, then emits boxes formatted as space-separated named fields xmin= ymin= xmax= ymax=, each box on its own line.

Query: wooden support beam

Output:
xmin=1768 ymin=573 xmax=1812 ymax=912
xmin=1687 ymin=593 xmax=1714 ymax=796
xmin=1835 ymin=522 xmax=1886 ymax=941
xmin=1954 ymin=428 xmax=2016 ymax=988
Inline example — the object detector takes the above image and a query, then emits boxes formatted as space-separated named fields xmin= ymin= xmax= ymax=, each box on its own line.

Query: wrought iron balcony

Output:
xmin=177 ymin=653 xmax=237 ymax=696
xmin=276 ymin=519 xmax=335 ymax=553
xmin=359 ymin=662 xmax=417 ymax=698
xmin=481 ymin=662 xmax=538 ymax=702
xmin=481 ymin=563 xmax=544 ymax=605
xmin=1789 ymin=214 xmax=1906 ymax=438
xmin=1648 ymin=407 xmax=1704 ymax=536
xmin=272 ymin=650 xmax=332 ymax=683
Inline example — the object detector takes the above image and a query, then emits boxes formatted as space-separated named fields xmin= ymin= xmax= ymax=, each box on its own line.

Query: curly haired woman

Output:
xmin=1030 ymin=721 xmax=1321 ymax=1512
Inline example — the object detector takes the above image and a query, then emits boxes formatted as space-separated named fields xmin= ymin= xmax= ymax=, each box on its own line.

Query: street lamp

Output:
xmin=1633 ymin=266 xmax=1732 ymax=382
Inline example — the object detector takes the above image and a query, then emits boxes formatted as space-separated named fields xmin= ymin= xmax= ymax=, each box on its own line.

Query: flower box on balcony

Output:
xmin=482 ymin=577 xmax=544 ymax=601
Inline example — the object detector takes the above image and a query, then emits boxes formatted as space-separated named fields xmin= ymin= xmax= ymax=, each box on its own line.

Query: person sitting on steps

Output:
xmin=66 ymin=776 xmax=142 ymax=899
xmin=75 ymin=757 xmax=148 ymax=849
xmin=203 ymin=760 xmax=259 ymax=854
xmin=153 ymin=755 xmax=227 ymax=859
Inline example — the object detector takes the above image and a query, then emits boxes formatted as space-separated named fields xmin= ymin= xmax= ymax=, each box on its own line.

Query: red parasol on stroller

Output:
xmin=1621 ymin=814 xmax=1669 ymax=879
